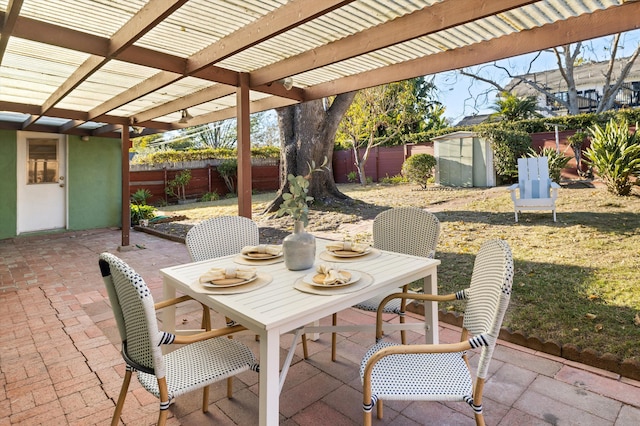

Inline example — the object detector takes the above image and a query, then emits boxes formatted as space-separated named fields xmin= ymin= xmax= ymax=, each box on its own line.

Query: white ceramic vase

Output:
xmin=283 ymin=221 xmax=316 ymax=270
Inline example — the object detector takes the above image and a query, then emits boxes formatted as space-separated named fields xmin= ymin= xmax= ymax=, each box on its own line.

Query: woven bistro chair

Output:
xmin=184 ymin=216 xmax=309 ymax=355
xmin=186 ymin=216 xmax=260 ymax=262
xmin=185 ymin=216 xmax=259 ymax=329
xmin=176 ymin=216 xmax=260 ymax=334
xmin=360 ymin=239 xmax=513 ymax=426
xmin=99 ymin=252 xmax=259 ymax=426
xmin=330 ymin=207 xmax=440 ymax=361
xmin=185 ymin=217 xmax=257 ymax=325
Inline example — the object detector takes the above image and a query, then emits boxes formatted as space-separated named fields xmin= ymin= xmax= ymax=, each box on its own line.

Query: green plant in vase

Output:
xmin=277 ymin=157 xmax=328 ymax=270
xmin=276 ymin=158 xmax=328 ymax=227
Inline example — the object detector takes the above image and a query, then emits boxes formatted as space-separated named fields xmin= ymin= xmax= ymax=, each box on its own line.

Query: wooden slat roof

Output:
xmin=1 ymin=0 xmax=639 ymax=138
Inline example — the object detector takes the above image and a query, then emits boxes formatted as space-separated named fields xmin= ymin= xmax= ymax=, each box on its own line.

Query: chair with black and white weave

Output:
xmin=99 ymin=252 xmax=259 ymax=426
xmin=186 ymin=216 xmax=308 ymax=357
xmin=330 ymin=206 xmax=440 ymax=361
xmin=360 ymin=239 xmax=513 ymax=426
xmin=185 ymin=215 xmax=258 ymax=330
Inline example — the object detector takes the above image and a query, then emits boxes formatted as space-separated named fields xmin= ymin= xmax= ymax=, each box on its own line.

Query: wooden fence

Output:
xmin=129 ymin=160 xmax=280 ymax=204
xmin=130 ymin=130 xmax=595 ymax=204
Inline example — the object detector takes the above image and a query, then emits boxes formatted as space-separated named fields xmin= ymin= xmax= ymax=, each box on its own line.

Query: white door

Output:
xmin=17 ymin=132 xmax=67 ymax=234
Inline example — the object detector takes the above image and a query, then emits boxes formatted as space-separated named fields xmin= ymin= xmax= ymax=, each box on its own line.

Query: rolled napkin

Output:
xmin=241 ymin=244 xmax=282 ymax=256
xmin=315 ymin=264 xmax=350 ymax=285
xmin=325 ymin=241 xmax=369 ymax=253
xmin=199 ymin=267 xmax=256 ymax=283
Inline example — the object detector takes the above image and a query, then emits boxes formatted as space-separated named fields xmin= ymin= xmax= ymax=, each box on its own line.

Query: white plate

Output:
xmin=326 ymin=247 xmax=371 ymax=258
xmin=303 ymin=270 xmax=361 ymax=288
xmin=241 ymin=251 xmax=283 ymax=260
xmin=294 ymin=272 xmax=373 ymax=295
xmin=194 ymin=273 xmax=273 ymax=295
xmin=201 ymin=275 xmax=258 ymax=288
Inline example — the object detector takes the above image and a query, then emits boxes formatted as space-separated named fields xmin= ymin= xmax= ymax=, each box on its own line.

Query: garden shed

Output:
xmin=432 ymin=131 xmax=496 ymax=188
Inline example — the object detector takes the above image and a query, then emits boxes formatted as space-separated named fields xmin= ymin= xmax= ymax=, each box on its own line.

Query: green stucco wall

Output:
xmin=67 ymin=136 xmax=122 ymax=230
xmin=0 ymin=131 xmax=17 ymax=239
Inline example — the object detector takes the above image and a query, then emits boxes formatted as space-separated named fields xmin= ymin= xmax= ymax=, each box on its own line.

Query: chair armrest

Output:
xmin=507 ymin=183 xmax=519 ymax=191
xmin=375 ymin=292 xmax=457 ymax=339
xmin=154 ymin=295 xmax=194 ymax=310
xmin=172 ymin=324 xmax=247 ymax=345
xmin=550 ymin=182 xmax=560 ymax=189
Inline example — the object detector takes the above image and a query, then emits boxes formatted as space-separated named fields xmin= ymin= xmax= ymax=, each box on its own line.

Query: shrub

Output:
xmin=477 ymin=125 xmax=531 ymax=182
xmin=201 ymin=191 xmax=219 ymax=202
xmin=527 ymin=147 xmax=571 ymax=184
xmin=346 ymin=171 xmax=358 ymax=183
xmin=584 ymin=118 xmax=640 ymax=196
xmin=401 ymin=153 xmax=437 ymax=189
xmin=130 ymin=204 xmax=156 ymax=225
xmin=380 ymin=174 xmax=409 ymax=184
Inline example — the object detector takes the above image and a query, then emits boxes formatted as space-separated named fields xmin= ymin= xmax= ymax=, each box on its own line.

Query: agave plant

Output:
xmin=584 ymin=118 xmax=640 ymax=196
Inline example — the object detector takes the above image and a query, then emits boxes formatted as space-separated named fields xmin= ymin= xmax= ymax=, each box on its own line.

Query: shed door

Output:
xmin=17 ymin=132 xmax=67 ymax=234
xmin=439 ymin=138 xmax=473 ymax=187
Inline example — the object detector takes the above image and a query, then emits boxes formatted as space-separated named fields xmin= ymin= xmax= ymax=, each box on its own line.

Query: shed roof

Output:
xmin=1 ymin=1 xmax=639 ymax=138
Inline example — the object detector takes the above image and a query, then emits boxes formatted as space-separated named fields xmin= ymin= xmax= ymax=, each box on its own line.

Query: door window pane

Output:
xmin=27 ymin=139 xmax=58 ymax=184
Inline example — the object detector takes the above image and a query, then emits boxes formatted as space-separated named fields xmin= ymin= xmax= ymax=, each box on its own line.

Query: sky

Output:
xmin=432 ymin=29 xmax=640 ymax=125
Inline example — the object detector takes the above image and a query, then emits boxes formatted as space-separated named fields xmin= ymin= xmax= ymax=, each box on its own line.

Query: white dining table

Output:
xmin=160 ymin=239 xmax=440 ymax=426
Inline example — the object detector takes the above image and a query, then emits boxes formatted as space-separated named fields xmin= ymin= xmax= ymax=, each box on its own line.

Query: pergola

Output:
xmin=1 ymin=0 xmax=639 ymax=245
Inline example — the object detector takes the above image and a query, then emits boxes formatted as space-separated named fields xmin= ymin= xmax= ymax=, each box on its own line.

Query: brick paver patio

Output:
xmin=1 ymin=228 xmax=639 ymax=425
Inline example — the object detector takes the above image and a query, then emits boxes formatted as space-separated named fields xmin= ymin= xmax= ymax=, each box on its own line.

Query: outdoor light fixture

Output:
xmin=267 ymin=77 xmax=294 ymax=90
xmin=178 ymin=109 xmax=193 ymax=124
xmin=279 ymin=77 xmax=293 ymax=90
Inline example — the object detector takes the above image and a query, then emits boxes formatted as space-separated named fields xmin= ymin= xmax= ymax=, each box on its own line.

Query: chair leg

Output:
xmin=400 ymin=292 xmax=408 ymax=344
xmin=364 ymin=410 xmax=372 ymax=426
xmin=202 ymin=385 xmax=210 ymax=413
xmin=227 ymin=377 xmax=233 ymax=398
xmin=111 ymin=367 xmax=133 ymax=426
xmin=377 ymin=399 xmax=383 ymax=419
xmin=301 ymin=333 xmax=309 ymax=359
xmin=157 ymin=377 xmax=170 ymax=426
xmin=474 ymin=412 xmax=486 ymax=426
xmin=201 ymin=305 xmax=211 ymax=330
xmin=157 ymin=409 xmax=168 ymax=426
xmin=331 ymin=313 xmax=337 ymax=362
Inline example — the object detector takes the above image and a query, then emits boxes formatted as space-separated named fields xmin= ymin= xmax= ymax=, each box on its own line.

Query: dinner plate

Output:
xmin=294 ymin=272 xmax=373 ymax=295
xmin=194 ymin=273 xmax=273 ymax=295
xmin=303 ymin=270 xmax=361 ymax=288
xmin=326 ymin=247 xmax=371 ymax=258
xmin=241 ymin=251 xmax=283 ymax=260
xmin=201 ymin=275 xmax=258 ymax=288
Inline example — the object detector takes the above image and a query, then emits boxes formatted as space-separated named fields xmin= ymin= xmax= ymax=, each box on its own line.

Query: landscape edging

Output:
xmin=406 ymin=302 xmax=640 ymax=381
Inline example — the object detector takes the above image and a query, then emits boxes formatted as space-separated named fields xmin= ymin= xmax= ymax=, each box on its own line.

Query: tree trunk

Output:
xmin=264 ymin=92 xmax=357 ymax=214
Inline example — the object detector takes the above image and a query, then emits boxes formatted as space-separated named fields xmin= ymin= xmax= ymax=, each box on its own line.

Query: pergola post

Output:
xmin=121 ymin=125 xmax=130 ymax=247
xmin=237 ymin=72 xmax=252 ymax=219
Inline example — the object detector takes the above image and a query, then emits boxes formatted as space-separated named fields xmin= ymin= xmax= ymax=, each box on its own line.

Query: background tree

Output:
xmin=456 ymin=32 xmax=640 ymax=116
xmin=264 ymin=93 xmax=357 ymax=215
xmin=336 ymin=78 xmax=441 ymax=185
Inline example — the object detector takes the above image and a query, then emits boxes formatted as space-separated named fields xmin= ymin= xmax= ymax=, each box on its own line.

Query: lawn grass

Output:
xmin=158 ymin=182 xmax=640 ymax=362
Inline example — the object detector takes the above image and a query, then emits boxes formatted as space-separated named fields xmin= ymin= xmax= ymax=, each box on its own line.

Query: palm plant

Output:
xmin=584 ymin=118 xmax=640 ymax=196
xmin=491 ymin=91 xmax=542 ymax=122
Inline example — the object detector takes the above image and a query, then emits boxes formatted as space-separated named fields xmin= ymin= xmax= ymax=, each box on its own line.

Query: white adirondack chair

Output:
xmin=508 ymin=156 xmax=560 ymax=222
